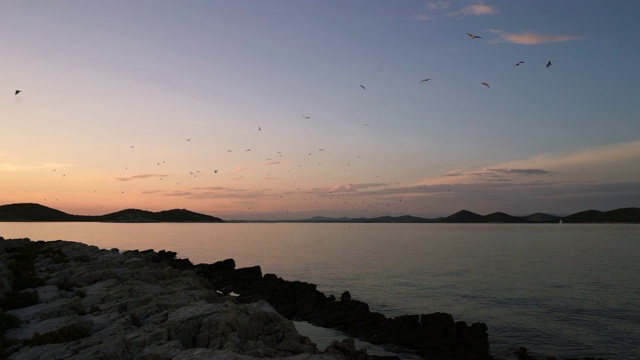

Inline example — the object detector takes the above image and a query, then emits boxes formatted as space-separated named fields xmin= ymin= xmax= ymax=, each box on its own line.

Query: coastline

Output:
xmin=1 ymin=237 xmax=605 ymax=360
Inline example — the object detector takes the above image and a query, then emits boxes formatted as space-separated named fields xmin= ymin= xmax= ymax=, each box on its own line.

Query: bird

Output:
xmin=258 ymin=127 xmax=261 ymax=131
xmin=246 ymin=149 xmax=251 ymax=152
xmin=15 ymin=90 xmax=22 ymax=95
xmin=514 ymin=61 xmax=524 ymax=68
xmin=186 ymin=138 xmax=192 ymax=142
xmin=467 ymin=33 xmax=482 ymax=39
xmin=420 ymin=79 xmax=432 ymax=83
xmin=303 ymin=115 xmax=310 ymax=119
xmin=214 ymin=170 xmax=218 ymax=173
xmin=481 ymin=82 xmax=490 ymax=88
xmin=360 ymin=85 xmax=366 ymax=90
xmin=546 ymin=61 xmax=552 ymax=68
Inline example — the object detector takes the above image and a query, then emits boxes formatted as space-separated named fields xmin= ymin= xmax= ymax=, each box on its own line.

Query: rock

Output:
xmin=197 ymin=262 xmax=491 ymax=360
xmin=0 ymin=238 xmax=366 ymax=360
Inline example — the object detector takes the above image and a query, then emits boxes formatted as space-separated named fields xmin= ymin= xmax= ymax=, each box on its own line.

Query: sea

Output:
xmin=1 ymin=223 xmax=638 ymax=360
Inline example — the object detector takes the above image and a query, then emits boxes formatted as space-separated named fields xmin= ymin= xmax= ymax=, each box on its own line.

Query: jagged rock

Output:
xmin=0 ymin=238 xmax=364 ymax=360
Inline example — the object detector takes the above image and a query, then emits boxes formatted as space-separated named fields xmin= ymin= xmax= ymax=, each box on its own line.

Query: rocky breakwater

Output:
xmin=0 ymin=237 xmax=373 ymax=360
xmin=195 ymin=260 xmax=490 ymax=360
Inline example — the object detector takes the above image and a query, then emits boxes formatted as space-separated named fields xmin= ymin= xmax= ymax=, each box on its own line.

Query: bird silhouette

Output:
xmin=546 ymin=61 xmax=552 ymax=68
xmin=303 ymin=115 xmax=310 ymax=119
xmin=514 ymin=61 xmax=524 ymax=67
xmin=481 ymin=82 xmax=490 ymax=88
xmin=15 ymin=90 xmax=22 ymax=95
xmin=258 ymin=127 xmax=262 ymax=131
xmin=467 ymin=33 xmax=482 ymax=39
xmin=214 ymin=170 xmax=218 ymax=173
xmin=360 ymin=85 xmax=366 ymax=90
xmin=420 ymin=79 xmax=433 ymax=83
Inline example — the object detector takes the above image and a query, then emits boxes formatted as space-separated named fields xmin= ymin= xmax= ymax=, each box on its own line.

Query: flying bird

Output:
xmin=467 ymin=33 xmax=482 ymax=39
xmin=546 ymin=61 xmax=552 ymax=68
xmin=420 ymin=79 xmax=432 ymax=83
xmin=214 ymin=170 xmax=218 ymax=173
xmin=481 ymin=82 xmax=490 ymax=88
xmin=186 ymin=138 xmax=192 ymax=142
xmin=258 ymin=127 xmax=261 ymax=131
xmin=514 ymin=61 xmax=524 ymax=67
xmin=360 ymin=85 xmax=366 ymax=90
xmin=15 ymin=90 xmax=22 ymax=95
xmin=303 ymin=115 xmax=310 ymax=119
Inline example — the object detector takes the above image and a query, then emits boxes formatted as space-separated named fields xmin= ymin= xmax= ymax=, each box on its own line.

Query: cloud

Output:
xmin=428 ymin=1 xmax=451 ymax=10
xmin=308 ymin=182 xmax=389 ymax=194
xmin=114 ymin=174 xmax=167 ymax=182
xmin=234 ymin=166 xmax=249 ymax=172
xmin=448 ymin=4 xmax=498 ymax=17
xmin=489 ymin=30 xmax=583 ymax=44
xmin=484 ymin=168 xmax=555 ymax=176
xmin=423 ymin=140 xmax=640 ymax=188
xmin=411 ymin=14 xmax=434 ymax=21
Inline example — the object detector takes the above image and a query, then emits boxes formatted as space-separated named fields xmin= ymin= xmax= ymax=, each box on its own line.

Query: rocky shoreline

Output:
xmin=1 ymin=237 xmax=604 ymax=360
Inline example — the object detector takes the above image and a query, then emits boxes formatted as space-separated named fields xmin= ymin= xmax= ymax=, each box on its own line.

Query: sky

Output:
xmin=1 ymin=1 xmax=639 ymax=220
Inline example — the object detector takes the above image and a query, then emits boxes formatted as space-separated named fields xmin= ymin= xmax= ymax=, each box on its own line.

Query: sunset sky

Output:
xmin=2 ymin=1 xmax=639 ymax=220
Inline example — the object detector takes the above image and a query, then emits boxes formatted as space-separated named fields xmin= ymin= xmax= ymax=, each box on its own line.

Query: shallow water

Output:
xmin=1 ymin=223 xmax=638 ymax=359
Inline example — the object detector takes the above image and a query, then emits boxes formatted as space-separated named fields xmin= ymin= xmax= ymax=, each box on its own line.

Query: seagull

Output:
xmin=360 ymin=85 xmax=366 ymax=90
xmin=514 ymin=61 xmax=524 ymax=68
xmin=186 ymin=138 xmax=192 ymax=142
xmin=303 ymin=115 xmax=310 ymax=119
xmin=546 ymin=61 xmax=552 ymax=68
xmin=15 ymin=90 xmax=22 ymax=95
xmin=420 ymin=79 xmax=432 ymax=83
xmin=481 ymin=82 xmax=490 ymax=88
xmin=467 ymin=33 xmax=482 ymax=39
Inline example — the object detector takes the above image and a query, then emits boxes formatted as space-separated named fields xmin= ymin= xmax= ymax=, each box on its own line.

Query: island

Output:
xmin=1 ymin=203 xmax=639 ymax=223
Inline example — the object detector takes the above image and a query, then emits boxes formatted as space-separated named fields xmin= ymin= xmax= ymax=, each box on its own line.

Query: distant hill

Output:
xmin=0 ymin=203 xmax=93 ymax=222
xmin=0 ymin=203 xmax=223 ymax=223
xmin=562 ymin=208 xmax=640 ymax=223
xmin=439 ymin=210 xmax=486 ymax=223
xmin=1 ymin=203 xmax=638 ymax=223
xmin=101 ymin=208 xmax=223 ymax=223
xmin=520 ymin=212 xmax=562 ymax=223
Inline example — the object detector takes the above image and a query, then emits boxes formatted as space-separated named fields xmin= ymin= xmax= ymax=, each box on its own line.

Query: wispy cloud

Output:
xmin=115 ymin=174 xmax=167 ymax=182
xmin=424 ymin=141 xmax=640 ymax=187
xmin=411 ymin=14 xmax=434 ymax=21
xmin=488 ymin=29 xmax=583 ymax=45
xmin=428 ymin=1 xmax=451 ymax=10
xmin=447 ymin=4 xmax=499 ymax=17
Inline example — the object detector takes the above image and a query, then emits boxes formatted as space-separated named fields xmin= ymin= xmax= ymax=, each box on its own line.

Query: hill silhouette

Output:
xmin=0 ymin=203 xmax=223 ymax=223
xmin=1 ymin=203 xmax=639 ymax=223
xmin=562 ymin=207 xmax=640 ymax=223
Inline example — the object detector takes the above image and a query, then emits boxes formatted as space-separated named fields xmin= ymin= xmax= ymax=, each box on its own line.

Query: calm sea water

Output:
xmin=1 ymin=223 xmax=638 ymax=360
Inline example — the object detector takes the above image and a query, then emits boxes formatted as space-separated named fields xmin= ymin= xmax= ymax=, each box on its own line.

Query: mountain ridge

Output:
xmin=1 ymin=203 xmax=638 ymax=223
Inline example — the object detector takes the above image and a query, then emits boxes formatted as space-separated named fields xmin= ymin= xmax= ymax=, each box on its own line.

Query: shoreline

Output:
xmin=1 ymin=237 xmax=606 ymax=360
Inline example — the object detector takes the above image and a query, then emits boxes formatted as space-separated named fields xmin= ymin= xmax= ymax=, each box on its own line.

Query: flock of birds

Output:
xmin=11 ymin=32 xmax=557 ymax=215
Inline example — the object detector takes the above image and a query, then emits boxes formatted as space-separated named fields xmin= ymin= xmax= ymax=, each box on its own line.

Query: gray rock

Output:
xmin=1 ymin=238 xmax=364 ymax=360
